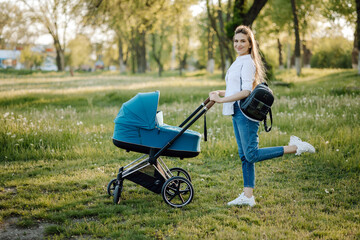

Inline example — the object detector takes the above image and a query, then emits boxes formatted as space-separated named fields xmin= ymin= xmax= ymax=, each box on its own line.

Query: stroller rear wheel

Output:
xmin=168 ymin=167 xmax=191 ymax=182
xmin=161 ymin=176 xmax=194 ymax=208
xmin=113 ymin=180 xmax=123 ymax=204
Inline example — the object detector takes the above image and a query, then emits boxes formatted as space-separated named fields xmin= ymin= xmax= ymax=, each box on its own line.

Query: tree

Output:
xmin=225 ymin=0 xmax=268 ymax=39
xmin=20 ymin=46 xmax=44 ymax=69
xmin=85 ymin=0 xmax=171 ymax=74
xmin=291 ymin=0 xmax=301 ymax=76
xmin=151 ymin=23 xmax=168 ymax=77
xmin=357 ymin=0 xmax=360 ymax=74
xmin=322 ymin=0 xmax=357 ymax=71
xmin=0 ymin=2 xmax=33 ymax=48
xmin=67 ymin=35 xmax=92 ymax=69
xmin=21 ymin=0 xmax=83 ymax=71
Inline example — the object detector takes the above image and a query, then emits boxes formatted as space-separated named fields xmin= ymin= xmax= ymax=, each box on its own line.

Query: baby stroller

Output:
xmin=107 ymin=91 xmax=214 ymax=208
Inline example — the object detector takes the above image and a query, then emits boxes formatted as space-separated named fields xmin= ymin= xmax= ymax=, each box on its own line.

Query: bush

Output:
xmin=311 ymin=37 xmax=352 ymax=69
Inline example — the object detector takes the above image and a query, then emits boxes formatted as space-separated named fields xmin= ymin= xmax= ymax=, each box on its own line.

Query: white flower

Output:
xmin=336 ymin=149 xmax=339 ymax=152
xmin=3 ymin=112 xmax=10 ymax=118
xmin=11 ymin=134 xmax=16 ymax=138
xmin=325 ymin=189 xmax=329 ymax=194
xmin=18 ymin=138 xmax=24 ymax=142
xmin=77 ymin=121 xmax=83 ymax=126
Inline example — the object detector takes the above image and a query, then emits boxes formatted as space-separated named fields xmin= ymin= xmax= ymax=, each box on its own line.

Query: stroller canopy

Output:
xmin=114 ymin=91 xmax=159 ymax=129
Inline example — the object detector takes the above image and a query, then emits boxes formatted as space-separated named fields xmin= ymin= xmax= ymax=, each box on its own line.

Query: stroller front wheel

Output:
xmin=107 ymin=178 xmax=117 ymax=196
xmin=113 ymin=183 xmax=123 ymax=204
xmin=161 ymin=176 xmax=194 ymax=208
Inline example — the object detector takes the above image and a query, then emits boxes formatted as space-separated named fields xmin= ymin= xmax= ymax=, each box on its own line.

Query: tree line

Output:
xmin=0 ymin=0 xmax=359 ymax=76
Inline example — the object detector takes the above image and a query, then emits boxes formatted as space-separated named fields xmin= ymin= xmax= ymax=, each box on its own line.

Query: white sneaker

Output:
xmin=289 ymin=136 xmax=316 ymax=156
xmin=227 ymin=192 xmax=256 ymax=207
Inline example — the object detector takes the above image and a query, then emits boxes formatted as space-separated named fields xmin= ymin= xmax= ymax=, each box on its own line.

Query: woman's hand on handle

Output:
xmin=209 ymin=91 xmax=223 ymax=103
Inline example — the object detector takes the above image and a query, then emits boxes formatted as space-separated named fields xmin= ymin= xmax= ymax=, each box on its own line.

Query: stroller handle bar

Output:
xmin=152 ymin=97 xmax=215 ymax=161
xmin=179 ymin=97 xmax=215 ymax=128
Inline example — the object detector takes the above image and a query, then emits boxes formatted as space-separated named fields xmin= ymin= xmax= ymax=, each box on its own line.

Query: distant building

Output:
xmin=41 ymin=55 xmax=58 ymax=71
xmin=0 ymin=50 xmax=22 ymax=69
xmin=32 ymin=45 xmax=58 ymax=71
xmin=94 ymin=55 xmax=104 ymax=70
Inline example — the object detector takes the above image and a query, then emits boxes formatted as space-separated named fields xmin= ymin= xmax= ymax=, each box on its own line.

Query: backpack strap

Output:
xmin=264 ymin=109 xmax=272 ymax=132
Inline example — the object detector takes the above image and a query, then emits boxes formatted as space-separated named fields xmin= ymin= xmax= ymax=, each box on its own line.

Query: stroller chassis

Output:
xmin=108 ymin=97 xmax=214 ymax=208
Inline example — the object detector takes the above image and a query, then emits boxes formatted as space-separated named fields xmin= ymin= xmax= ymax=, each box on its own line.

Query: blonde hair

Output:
xmin=234 ymin=25 xmax=266 ymax=89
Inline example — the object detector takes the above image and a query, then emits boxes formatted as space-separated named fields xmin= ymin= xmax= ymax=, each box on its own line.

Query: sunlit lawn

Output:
xmin=0 ymin=69 xmax=359 ymax=239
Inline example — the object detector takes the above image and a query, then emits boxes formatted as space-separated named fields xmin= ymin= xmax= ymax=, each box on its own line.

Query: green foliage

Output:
xmin=20 ymin=46 xmax=45 ymax=69
xmin=67 ymin=35 xmax=93 ymax=68
xmin=310 ymin=37 xmax=353 ymax=68
xmin=0 ymin=69 xmax=359 ymax=239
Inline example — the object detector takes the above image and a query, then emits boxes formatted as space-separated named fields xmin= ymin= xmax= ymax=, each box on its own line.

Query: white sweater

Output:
xmin=223 ymin=54 xmax=255 ymax=116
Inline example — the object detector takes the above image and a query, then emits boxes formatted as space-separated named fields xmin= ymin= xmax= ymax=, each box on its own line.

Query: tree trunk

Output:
xmin=54 ymin=38 xmax=65 ymax=71
xmin=118 ymin=37 xmax=126 ymax=73
xmin=291 ymin=0 xmax=301 ymax=76
xmin=206 ymin=0 xmax=225 ymax=78
xmin=302 ymin=41 xmax=311 ymax=68
xmin=242 ymin=0 xmax=268 ymax=27
xmin=140 ymin=30 xmax=147 ymax=73
xmin=151 ymin=33 xmax=164 ymax=77
xmin=356 ymin=0 xmax=360 ymax=74
xmin=352 ymin=30 xmax=358 ymax=69
xmin=287 ymin=43 xmax=291 ymax=69
xmin=207 ymin=27 xmax=215 ymax=74
xmin=277 ymin=38 xmax=283 ymax=69
xmin=217 ymin=5 xmax=226 ymax=79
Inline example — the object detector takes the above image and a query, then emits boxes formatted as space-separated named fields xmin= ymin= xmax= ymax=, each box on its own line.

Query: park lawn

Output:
xmin=0 ymin=68 xmax=359 ymax=239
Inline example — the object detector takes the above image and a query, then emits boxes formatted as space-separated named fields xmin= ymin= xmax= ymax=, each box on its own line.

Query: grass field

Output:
xmin=0 ymin=69 xmax=359 ymax=239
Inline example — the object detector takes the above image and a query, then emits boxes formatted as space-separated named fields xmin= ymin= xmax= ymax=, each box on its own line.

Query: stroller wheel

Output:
xmin=107 ymin=179 xmax=117 ymax=196
xmin=113 ymin=182 xmax=123 ymax=204
xmin=161 ymin=176 xmax=194 ymax=208
xmin=169 ymin=167 xmax=191 ymax=182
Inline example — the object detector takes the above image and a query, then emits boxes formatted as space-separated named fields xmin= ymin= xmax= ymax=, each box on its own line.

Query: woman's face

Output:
xmin=234 ymin=33 xmax=251 ymax=56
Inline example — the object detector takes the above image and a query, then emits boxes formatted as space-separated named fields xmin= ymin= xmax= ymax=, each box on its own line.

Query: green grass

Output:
xmin=0 ymin=68 xmax=359 ymax=239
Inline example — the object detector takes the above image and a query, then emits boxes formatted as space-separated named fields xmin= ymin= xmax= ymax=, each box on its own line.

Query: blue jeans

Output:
xmin=232 ymin=103 xmax=284 ymax=188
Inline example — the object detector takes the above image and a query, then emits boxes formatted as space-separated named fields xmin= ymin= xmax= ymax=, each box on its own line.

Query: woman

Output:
xmin=209 ymin=25 xmax=315 ymax=207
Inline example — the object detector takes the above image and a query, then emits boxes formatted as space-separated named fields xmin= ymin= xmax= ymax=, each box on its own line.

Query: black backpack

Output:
xmin=240 ymin=81 xmax=274 ymax=132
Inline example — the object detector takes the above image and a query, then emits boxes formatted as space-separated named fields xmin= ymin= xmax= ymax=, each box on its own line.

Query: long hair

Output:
xmin=234 ymin=25 xmax=266 ymax=89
